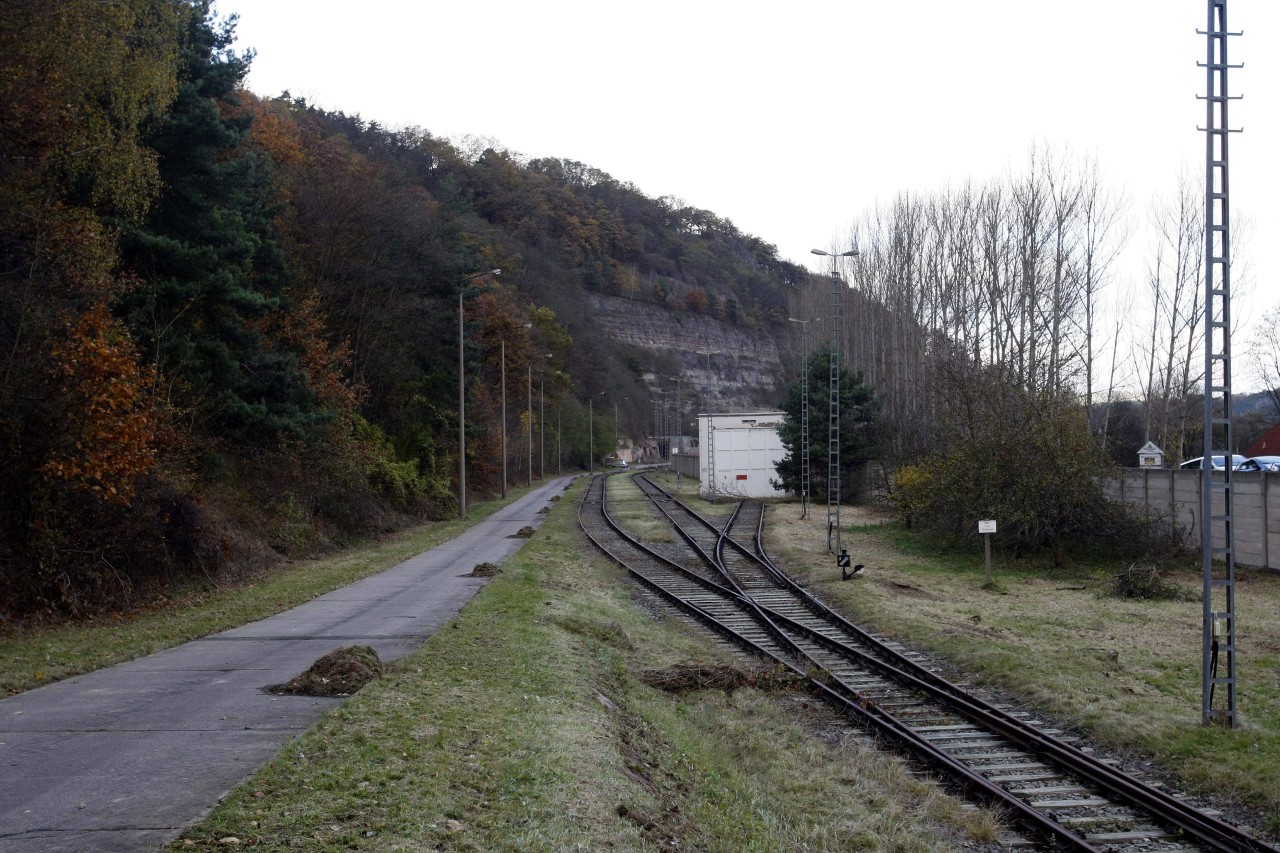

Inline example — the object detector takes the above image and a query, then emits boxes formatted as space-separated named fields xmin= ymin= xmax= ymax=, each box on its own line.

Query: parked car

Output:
xmin=606 ymin=458 xmax=628 ymax=468
xmin=1179 ymin=454 xmax=1246 ymax=470
xmin=1236 ymin=456 xmax=1280 ymax=472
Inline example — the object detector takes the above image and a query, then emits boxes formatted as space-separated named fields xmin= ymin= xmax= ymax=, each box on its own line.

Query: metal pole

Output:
xmin=614 ymin=402 xmax=619 ymax=461
xmin=1199 ymin=0 xmax=1240 ymax=727
xmin=540 ymin=378 xmax=545 ymax=480
xmin=458 ymin=291 xmax=466 ymax=519
xmin=557 ymin=406 xmax=562 ymax=475
xmin=589 ymin=397 xmax=594 ymax=473
xmin=653 ymin=396 xmax=661 ymax=461
xmin=812 ymin=248 xmax=858 ymax=554
xmin=675 ymin=377 xmax=682 ymax=454
xmin=527 ymin=364 xmax=533 ymax=488
xmin=802 ymin=319 xmax=810 ymax=518
xmin=453 ymin=268 xmax=499 ymax=516
xmin=501 ymin=339 xmax=507 ymax=499
xmin=829 ymin=259 xmax=839 ymax=554
xmin=789 ymin=318 xmax=811 ymax=519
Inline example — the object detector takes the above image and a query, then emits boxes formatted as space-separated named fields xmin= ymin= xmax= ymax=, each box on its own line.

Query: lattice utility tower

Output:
xmin=812 ymin=248 xmax=857 ymax=554
xmin=1197 ymin=0 xmax=1241 ymax=728
xmin=697 ymin=350 xmax=720 ymax=501
xmin=789 ymin=318 xmax=812 ymax=519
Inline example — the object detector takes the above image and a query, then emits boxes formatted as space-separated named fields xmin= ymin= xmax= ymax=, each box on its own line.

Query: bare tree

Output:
xmin=1248 ymin=306 xmax=1280 ymax=416
xmin=1131 ymin=171 xmax=1204 ymax=461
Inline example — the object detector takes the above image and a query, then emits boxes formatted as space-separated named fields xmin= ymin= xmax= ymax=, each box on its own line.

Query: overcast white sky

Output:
xmin=219 ymin=0 xmax=1278 ymax=377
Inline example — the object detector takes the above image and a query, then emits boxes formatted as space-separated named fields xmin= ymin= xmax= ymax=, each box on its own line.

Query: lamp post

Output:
xmin=500 ymin=339 xmax=507 ymax=498
xmin=788 ymin=317 xmax=811 ymax=519
xmin=457 ymin=268 xmax=500 ymax=518
xmin=587 ymin=392 xmax=604 ymax=473
xmin=527 ymin=363 xmax=533 ymax=488
xmin=811 ymin=247 xmax=858 ymax=554
xmin=540 ymin=375 xmax=546 ymax=480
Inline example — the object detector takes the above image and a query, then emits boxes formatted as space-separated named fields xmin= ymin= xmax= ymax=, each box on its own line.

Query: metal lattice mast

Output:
xmin=697 ymin=350 xmax=719 ymax=501
xmin=828 ymin=268 xmax=840 ymax=553
xmin=653 ymin=396 xmax=661 ymax=461
xmin=674 ymin=377 xmax=682 ymax=454
xmin=1198 ymin=0 xmax=1241 ymax=728
xmin=813 ymin=248 xmax=857 ymax=553
xmin=707 ymin=417 xmax=718 ymax=502
xmin=800 ymin=321 xmax=810 ymax=519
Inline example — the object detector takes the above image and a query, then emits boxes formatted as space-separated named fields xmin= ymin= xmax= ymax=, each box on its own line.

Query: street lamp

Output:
xmin=501 ymin=322 xmax=533 ymax=499
xmin=500 ymin=339 xmax=507 ymax=498
xmin=788 ymin=317 xmax=811 ymax=519
xmin=458 ymin=268 xmax=500 ymax=518
xmin=811 ymin=247 xmax=857 ymax=554
xmin=527 ymin=363 xmax=533 ymax=488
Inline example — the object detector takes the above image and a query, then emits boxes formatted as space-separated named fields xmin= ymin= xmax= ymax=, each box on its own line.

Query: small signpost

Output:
xmin=837 ymin=548 xmax=851 ymax=570
xmin=978 ymin=519 xmax=996 ymax=585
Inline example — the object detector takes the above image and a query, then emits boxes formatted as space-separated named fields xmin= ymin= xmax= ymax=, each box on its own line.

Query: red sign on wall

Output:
xmin=736 ymin=474 xmax=748 ymax=480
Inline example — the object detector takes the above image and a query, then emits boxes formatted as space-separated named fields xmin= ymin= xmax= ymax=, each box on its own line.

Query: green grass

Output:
xmin=0 ymin=486 xmax=545 ymax=695
xmin=170 ymin=478 xmax=995 ymax=851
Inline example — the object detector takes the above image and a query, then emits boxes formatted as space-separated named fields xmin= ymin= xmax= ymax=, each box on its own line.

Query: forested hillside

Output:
xmin=0 ymin=1 xmax=811 ymax=617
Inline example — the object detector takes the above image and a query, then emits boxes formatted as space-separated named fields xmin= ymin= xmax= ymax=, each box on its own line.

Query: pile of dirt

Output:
xmin=640 ymin=662 xmax=808 ymax=695
xmin=469 ymin=562 xmax=501 ymax=577
xmin=511 ymin=526 xmax=535 ymax=538
xmin=269 ymin=645 xmax=383 ymax=697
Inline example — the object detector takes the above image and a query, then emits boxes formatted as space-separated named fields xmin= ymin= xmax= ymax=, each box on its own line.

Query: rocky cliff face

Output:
xmin=587 ymin=293 xmax=793 ymax=416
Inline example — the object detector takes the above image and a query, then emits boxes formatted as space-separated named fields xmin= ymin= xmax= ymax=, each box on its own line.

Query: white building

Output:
xmin=697 ymin=412 xmax=787 ymax=500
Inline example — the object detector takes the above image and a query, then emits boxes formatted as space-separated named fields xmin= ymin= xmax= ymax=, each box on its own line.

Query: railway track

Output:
xmin=578 ymin=471 xmax=1276 ymax=853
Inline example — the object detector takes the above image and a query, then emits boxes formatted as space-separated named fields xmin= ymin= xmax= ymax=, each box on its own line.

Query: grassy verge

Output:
xmin=0 ymin=486 xmax=546 ymax=695
xmin=172 ymin=475 xmax=995 ymax=851
xmin=749 ymin=490 xmax=1280 ymax=831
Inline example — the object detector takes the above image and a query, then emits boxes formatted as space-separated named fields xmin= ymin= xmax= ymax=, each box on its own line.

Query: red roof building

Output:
xmin=1244 ymin=421 xmax=1280 ymax=457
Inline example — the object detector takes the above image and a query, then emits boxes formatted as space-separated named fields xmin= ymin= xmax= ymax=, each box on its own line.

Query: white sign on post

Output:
xmin=978 ymin=519 xmax=996 ymax=585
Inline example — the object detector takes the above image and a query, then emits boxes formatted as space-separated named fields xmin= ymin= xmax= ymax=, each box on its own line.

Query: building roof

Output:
xmin=1244 ymin=421 xmax=1280 ymax=457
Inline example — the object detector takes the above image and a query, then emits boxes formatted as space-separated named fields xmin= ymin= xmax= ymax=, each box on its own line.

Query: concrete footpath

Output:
xmin=0 ymin=477 xmax=576 ymax=852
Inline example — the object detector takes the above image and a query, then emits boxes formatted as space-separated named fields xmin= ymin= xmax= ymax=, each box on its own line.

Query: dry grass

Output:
xmin=173 ymin=478 xmax=999 ymax=851
xmin=763 ymin=500 xmax=1280 ymax=830
xmin=603 ymin=474 xmax=677 ymax=543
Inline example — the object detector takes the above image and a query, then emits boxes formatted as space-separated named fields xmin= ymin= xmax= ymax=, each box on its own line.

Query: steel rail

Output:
xmin=584 ymin=473 xmax=1100 ymax=851
xmin=632 ymin=475 xmax=1276 ymax=853
xmin=747 ymin=505 xmax=1274 ymax=853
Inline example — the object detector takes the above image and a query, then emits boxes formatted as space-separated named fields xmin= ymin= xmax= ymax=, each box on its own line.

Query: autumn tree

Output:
xmin=0 ymin=0 xmax=185 ymax=612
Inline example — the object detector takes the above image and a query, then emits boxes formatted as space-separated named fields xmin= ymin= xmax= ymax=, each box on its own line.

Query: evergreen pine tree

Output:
xmin=773 ymin=347 xmax=881 ymax=499
xmin=118 ymin=2 xmax=318 ymax=447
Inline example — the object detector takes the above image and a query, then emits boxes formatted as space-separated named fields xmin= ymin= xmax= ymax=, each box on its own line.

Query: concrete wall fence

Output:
xmin=1106 ymin=469 xmax=1280 ymax=571
xmin=671 ymin=450 xmax=699 ymax=480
